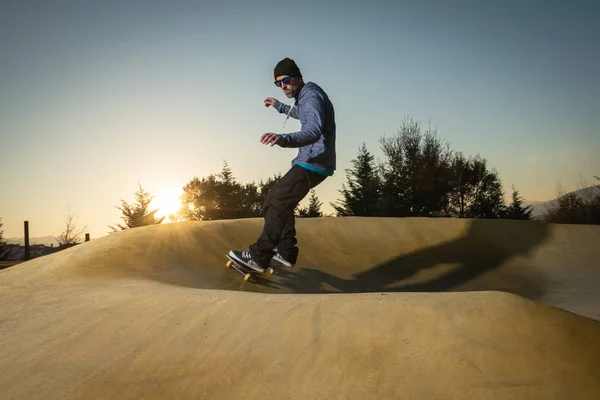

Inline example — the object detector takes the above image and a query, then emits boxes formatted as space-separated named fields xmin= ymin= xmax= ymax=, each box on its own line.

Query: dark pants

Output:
xmin=250 ymin=165 xmax=327 ymax=267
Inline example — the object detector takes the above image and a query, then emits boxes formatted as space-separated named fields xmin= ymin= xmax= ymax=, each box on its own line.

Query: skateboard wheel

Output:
xmin=268 ymin=268 xmax=275 ymax=274
xmin=244 ymin=273 xmax=251 ymax=281
xmin=226 ymin=260 xmax=233 ymax=268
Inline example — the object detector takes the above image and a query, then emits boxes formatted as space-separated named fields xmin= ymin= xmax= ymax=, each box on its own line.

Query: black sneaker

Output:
xmin=228 ymin=250 xmax=266 ymax=272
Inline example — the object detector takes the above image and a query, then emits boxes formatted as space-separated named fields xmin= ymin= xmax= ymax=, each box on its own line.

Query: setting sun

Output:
xmin=152 ymin=186 xmax=183 ymax=222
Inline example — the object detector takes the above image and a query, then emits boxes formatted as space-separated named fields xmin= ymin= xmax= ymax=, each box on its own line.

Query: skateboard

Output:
xmin=226 ymin=255 xmax=276 ymax=281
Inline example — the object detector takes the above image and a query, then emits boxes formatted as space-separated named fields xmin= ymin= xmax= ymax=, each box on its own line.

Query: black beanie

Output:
xmin=274 ymin=57 xmax=302 ymax=79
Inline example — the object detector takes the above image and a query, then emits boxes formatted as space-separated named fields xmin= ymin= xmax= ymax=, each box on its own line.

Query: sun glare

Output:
xmin=152 ymin=186 xmax=183 ymax=222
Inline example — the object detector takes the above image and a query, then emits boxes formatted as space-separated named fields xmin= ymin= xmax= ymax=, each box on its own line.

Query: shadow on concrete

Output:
xmin=277 ymin=219 xmax=551 ymax=298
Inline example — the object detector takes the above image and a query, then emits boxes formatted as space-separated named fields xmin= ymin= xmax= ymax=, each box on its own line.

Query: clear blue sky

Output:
xmin=1 ymin=0 xmax=599 ymax=240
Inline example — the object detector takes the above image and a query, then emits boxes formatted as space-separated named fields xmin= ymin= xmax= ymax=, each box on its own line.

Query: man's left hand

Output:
xmin=260 ymin=133 xmax=281 ymax=147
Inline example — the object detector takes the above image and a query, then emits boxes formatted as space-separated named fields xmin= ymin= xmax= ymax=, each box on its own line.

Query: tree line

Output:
xmin=108 ymin=116 xmax=600 ymax=231
xmin=332 ymin=117 xmax=529 ymax=219
xmin=110 ymin=117 xmax=536 ymax=230
xmin=108 ymin=162 xmax=324 ymax=233
xmin=1 ymin=116 xmax=598 ymax=253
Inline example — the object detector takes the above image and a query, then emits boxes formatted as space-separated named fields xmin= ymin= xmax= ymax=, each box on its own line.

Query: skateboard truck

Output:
xmin=226 ymin=257 xmax=276 ymax=281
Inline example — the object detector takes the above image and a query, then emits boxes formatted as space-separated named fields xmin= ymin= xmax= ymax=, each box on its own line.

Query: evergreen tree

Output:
xmin=505 ymin=185 xmax=533 ymax=220
xmin=332 ymin=143 xmax=382 ymax=216
xmin=215 ymin=161 xmax=257 ymax=219
xmin=241 ymin=182 xmax=261 ymax=217
xmin=109 ymin=183 xmax=165 ymax=231
xmin=297 ymin=189 xmax=323 ymax=217
xmin=256 ymin=174 xmax=282 ymax=209
xmin=216 ymin=161 xmax=236 ymax=218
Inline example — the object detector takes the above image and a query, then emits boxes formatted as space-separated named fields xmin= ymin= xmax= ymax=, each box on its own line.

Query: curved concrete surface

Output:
xmin=1 ymin=217 xmax=599 ymax=399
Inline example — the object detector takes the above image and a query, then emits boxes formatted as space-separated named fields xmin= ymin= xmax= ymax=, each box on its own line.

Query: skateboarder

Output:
xmin=228 ymin=57 xmax=336 ymax=272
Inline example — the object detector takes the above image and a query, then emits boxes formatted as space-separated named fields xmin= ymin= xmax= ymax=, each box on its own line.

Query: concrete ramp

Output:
xmin=1 ymin=217 xmax=599 ymax=398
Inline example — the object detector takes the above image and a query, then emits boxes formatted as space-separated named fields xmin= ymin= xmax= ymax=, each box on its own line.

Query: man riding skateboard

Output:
xmin=228 ymin=57 xmax=336 ymax=272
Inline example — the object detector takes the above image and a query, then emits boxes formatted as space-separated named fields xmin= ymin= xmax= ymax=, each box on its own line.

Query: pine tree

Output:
xmin=109 ymin=183 xmax=165 ymax=231
xmin=215 ymin=161 xmax=260 ymax=219
xmin=256 ymin=174 xmax=282 ymax=209
xmin=297 ymin=189 xmax=323 ymax=217
xmin=332 ymin=143 xmax=382 ymax=216
xmin=216 ymin=161 xmax=242 ymax=219
xmin=505 ymin=185 xmax=533 ymax=220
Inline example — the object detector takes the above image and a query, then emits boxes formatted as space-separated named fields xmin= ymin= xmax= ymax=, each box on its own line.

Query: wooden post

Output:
xmin=24 ymin=221 xmax=30 ymax=261
xmin=85 ymin=233 xmax=90 ymax=242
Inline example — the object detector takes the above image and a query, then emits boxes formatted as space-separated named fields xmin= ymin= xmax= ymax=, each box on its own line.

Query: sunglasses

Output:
xmin=274 ymin=76 xmax=293 ymax=87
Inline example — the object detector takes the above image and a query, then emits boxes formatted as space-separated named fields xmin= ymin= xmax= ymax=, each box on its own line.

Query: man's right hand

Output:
xmin=264 ymin=97 xmax=277 ymax=107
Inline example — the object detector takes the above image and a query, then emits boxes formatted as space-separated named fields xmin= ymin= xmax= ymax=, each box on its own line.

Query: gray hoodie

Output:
xmin=274 ymin=82 xmax=336 ymax=174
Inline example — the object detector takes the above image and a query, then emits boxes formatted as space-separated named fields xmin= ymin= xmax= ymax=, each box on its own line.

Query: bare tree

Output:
xmin=544 ymin=175 xmax=600 ymax=224
xmin=0 ymin=217 xmax=6 ymax=250
xmin=575 ymin=173 xmax=598 ymax=205
xmin=55 ymin=209 xmax=88 ymax=248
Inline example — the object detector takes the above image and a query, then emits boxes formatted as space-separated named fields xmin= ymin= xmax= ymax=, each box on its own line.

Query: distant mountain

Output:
xmin=525 ymin=185 xmax=600 ymax=219
xmin=523 ymin=201 xmax=553 ymax=219
xmin=5 ymin=236 xmax=59 ymax=247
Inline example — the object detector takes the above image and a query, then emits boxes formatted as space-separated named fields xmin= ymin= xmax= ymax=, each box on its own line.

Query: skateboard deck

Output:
xmin=226 ymin=255 xmax=276 ymax=281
